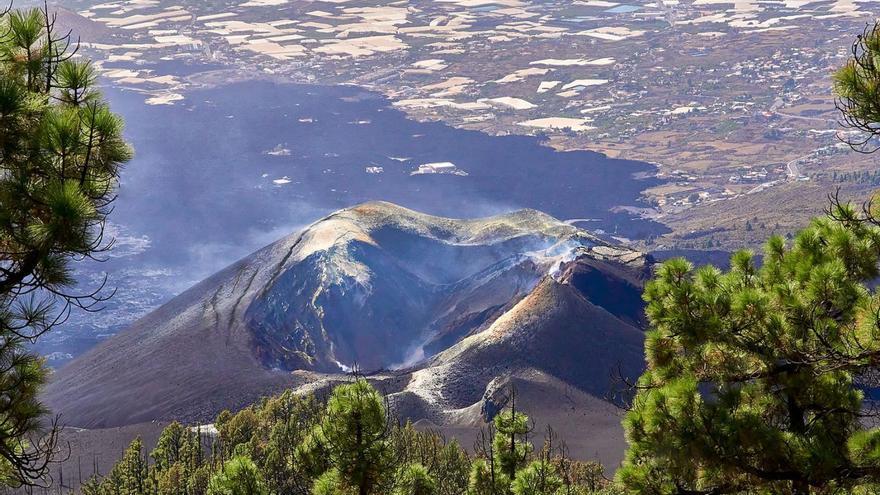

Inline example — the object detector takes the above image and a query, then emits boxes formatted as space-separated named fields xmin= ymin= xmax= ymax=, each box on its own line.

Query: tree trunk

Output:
xmin=792 ymin=481 xmax=810 ymax=495
xmin=786 ymin=393 xmax=809 ymax=495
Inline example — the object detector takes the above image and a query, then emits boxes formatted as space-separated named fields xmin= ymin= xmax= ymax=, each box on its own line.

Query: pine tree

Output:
xmin=434 ymin=441 xmax=471 ymax=495
xmin=556 ymin=460 xmax=606 ymax=494
xmin=152 ymin=422 xmax=187 ymax=472
xmin=467 ymin=458 xmax=507 ymax=495
xmin=79 ymin=476 xmax=105 ymax=495
xmin=151 ymin=421 xmax=204 ymax=494
xmin=106 ymin=438 xmax=150 ymax=495
xmin=0 ymin=2 xmax=131 ymax=486
xmin=469 ymin=388 xmax=538 ymax=495
xmin=834 ymin=21 xmax=880 ymax=151
xmin=619 ymin=201 xmax=880 ymax=494
xmin=511 ymin=460 xmax=562 ymax=495
xmin=493 ymin=390 xmax=533 ymax=482
xmin=303 ymin=379 xmax=392 ymax=495
xmin=312 ymin=469 xmax=350 ymax=495
xmin=188 ymin=464 xmax=213 ymax=495
xmin=206 ymin=455 xmax=267 ymax=495
xmin=393 ymin=464 xmax=436 ymax=495
xmin=157 ymin=463 xmax=187 ymax=495
xmin=216 ymin=408 xmax=259 ymax=461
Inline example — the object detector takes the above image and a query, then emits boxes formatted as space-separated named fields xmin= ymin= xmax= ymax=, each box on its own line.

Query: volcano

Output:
xmin=44 ymin=202 xmax=650 ymax=463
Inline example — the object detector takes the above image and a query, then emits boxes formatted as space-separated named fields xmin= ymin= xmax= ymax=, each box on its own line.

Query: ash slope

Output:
xmin=44 ymin=202 xmax=649 ymax=430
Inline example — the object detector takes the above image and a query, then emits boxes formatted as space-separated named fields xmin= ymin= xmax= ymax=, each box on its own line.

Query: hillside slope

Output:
xmin=44 ymin=202 xmax=650 ymax=442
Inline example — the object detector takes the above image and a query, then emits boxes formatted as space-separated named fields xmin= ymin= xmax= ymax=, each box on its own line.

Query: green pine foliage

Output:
xmin=511 ymin=460 xmax=563 ymax=495
xmin=392 ymin=464 xmax=435 ymax=495
xmin=466 ymin=390 xmax=607 ymax=495
xmin=834 ymin=21 xmax=880 ymax=149
xmin=619 ymin=202 xmax=880 ymax=494
xmin=0 ymin=2 xmax=131 ymax=486
xmin=83 ymin=380 xmax=611 ymax=495
xmin=312 ymin=469 xmax=350 ymax=495
xmin=493 ymin=409 xmax=533 ymax=481
xmin=306 ymin=381 xmax=391 ymax=495
xmin=467 ymin=458 xmax=503 ymax=495
xmin=207 ymin=456 xmax=268 ymax=495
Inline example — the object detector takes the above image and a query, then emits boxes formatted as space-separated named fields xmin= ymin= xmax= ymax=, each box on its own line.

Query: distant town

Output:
xmin=58 ymin=0 xmax=880 ymax=248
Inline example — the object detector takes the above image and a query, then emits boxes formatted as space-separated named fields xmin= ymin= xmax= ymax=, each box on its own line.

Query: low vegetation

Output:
xmin=80 ymin=380 xmax=614 ymax=495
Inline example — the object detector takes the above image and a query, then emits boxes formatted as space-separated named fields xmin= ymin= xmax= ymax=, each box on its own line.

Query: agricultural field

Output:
xmin=54 ymin=0 xmax=880 ymax=249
